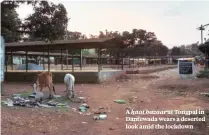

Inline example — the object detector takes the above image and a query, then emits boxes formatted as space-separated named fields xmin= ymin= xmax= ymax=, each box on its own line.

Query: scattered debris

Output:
xmin=86 ymin=112 xmax=92 ymax=115
xmin=72 ymin=108 xmax=77 ymax=112
xmin=109 ymin=127 xmax=116 ymax=130
xmin=78 ymin=103 xmax=90 ymax=112
xmin=200 ymin=93 xmax=209 ymax=97
xmin=78 ymin=97 xmax=85 ymax=100
xmin=53 ymin=95 xmax=62 ymax=98
xmin=114 ymin=100 xmax=126 ymax=104
xmin=82 ymin=122 xmax=87 ymax=124
xmin=93 ymin=114 xmax=107 ymax=120
xmin=47 ymin=100 xmax=58 ymax=106
xmin=37 ymin=103 xmax=52 ymax=108
xmin=6 ymin=98 xmax=14 ymax=107
xmin=3 ymin=93 xmax=70 ymax=108
xmin=71 ymin=97 xmax=86 ymax=103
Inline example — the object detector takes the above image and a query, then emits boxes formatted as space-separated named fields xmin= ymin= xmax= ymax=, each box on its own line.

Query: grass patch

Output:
xmin=197 ymin=69 xmax=209 ymax=78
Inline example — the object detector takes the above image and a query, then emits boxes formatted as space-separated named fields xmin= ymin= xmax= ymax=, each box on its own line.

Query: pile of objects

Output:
xmin=2 ymin=94 xmax=69 ymax=108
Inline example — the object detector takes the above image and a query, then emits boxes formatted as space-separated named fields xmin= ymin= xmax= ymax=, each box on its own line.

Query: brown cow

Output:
xmin=35 ymin=71 xmax=56 ymax=99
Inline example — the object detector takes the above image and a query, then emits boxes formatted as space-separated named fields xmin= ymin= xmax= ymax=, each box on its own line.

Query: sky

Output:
xmin=16 ymin=0 xmax=209 ymax=48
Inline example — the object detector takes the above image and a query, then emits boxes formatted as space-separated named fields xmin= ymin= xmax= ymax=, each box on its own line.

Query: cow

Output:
xmin=64 ymin=74 xmax=75 ymax=99
xmin=35 ymin=71 xmax=56 ymax=99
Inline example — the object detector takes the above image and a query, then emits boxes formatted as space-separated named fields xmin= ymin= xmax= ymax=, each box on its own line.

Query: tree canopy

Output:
xmin=23 ymin=1 xmax=68 ymax=42
xmin=94 ymin=29 xmax=169 ymax=58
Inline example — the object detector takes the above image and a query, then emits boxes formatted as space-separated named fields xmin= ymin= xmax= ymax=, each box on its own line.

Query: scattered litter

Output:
xmin=5 ymin=93 xmax=70 ymax=108
xmin=47 ymin=100 xmax=58 ymax=107
xmin=37 ymin=103 xmax=52 ymax=108
xmin=78 ymin=97 xmax=85 ymax=100
xmin=78 ymin=103 xmax=90 ymax=112
xmin=109 ymin=127 xmax=116 ymax=130
xmin=53 ymin=95 xmax=61 ymax=98
xmin=114 ymin=100 xmax=126 ymax=104
xmin=93 ymin=114 xmax=107 ymax=120
xmin=116 ymin=117 xmax=119 ymax=120
xmin=86 ymin=112 xmax=92 ymax=115
xmin=12 ymin=94 xmax=22 ymax=97
xmin=79 ymin=106 xmax=87 ymax=112
xmin=1 ymin=101 xmax=7 ymax=105
xmin=82 ymin=122 xmax=87 ymax=124
xmin=6 ymin=98 xmax=14 ymax=107
xmin=71 ymin=97 xmax=86 ymax=103
xmin=71 ymin=108 xmax=77 ymax=112
xmin=56 ymin=103 xmax=66 ymax=107
xmin=200 ymin=93 xmax=209 ymax=97
xmin=28 ymin=94 xmax=36 ymax=98
xmin=132 ymin=96 xmax=138 ymax=99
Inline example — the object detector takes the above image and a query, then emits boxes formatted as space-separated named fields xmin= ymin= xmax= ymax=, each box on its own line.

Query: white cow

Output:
xmin=64 ymin=74 xmax=75 ymax=98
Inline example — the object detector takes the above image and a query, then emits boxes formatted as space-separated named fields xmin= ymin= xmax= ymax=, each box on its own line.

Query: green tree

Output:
xmin=65 ymin=31 xmax=87 ymax=40
xmin=1 ymin=0 xmax=37 ymax=42
xmin=170 ymin=46 xmax=181 ymax=55
xmin=23 ymin=1 xmax=68 ymax=42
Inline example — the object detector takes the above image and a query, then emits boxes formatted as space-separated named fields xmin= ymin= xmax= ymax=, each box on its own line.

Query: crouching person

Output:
xmin=64 ymin=74 xmax=75 ymax=99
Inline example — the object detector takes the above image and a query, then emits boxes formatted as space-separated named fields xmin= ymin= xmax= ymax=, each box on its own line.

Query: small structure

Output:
xmin=177 ymin=58 xmax=195 ymax=79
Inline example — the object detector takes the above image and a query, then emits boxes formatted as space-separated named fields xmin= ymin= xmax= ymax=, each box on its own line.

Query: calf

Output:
xmin=35 ymin=71 xmax=56 ymax=99
xmin=64 ymin=74 xmax=75 ymax=99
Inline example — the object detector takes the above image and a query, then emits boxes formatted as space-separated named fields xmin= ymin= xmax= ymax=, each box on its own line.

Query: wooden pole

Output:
xmin=48 ymin=46 xmax=50 ymax=71
xmin=5 ymin=54 xmax=8 ymax=81
xmin=66 ymin=49 xmax=68 ymax=70
xmin=129 ymin=57 xmax=131 ymax=69
xmin=80 ymin=49 xmax=82 ymax=70
xmin=121 ymin=57 xmax=124 ymax=70
xmin=10 ymin=51 xmax=13 ymax=70
xmin=98 ymin=49 xmax=101 ymax=72
xmin=72 ymin=50 xmax=74 ymax=73
xmin=43 ymin=52 xmax=45 ymax=70
xmin=26 ymin=51 xmax=28 ymax=72
xmin=100 ymin=49 xmax=102 ymax=71
xmin=61 ymin=49 xmax=63 ymax=70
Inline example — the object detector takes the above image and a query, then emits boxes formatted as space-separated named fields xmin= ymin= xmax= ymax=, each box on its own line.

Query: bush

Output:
xmin=196 ymin=69 xmax=209 ymax=78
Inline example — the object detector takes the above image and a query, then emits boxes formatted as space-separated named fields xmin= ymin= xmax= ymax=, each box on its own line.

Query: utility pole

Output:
xmin=197 ymin=23 xmax=209 ymax=44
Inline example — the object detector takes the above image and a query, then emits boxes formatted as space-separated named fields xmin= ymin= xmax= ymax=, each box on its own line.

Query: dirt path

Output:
xmin=2 ymin=68 xmax=209 ymax=135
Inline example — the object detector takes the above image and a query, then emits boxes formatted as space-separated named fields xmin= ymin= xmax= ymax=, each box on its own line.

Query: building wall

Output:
xmin=4 ymin=70 xmax=123 ymax=84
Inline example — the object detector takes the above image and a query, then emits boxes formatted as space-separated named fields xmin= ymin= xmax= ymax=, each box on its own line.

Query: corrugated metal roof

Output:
xmin=5 ymin=37 xmax=119 ymax=51
xmin=5 ymin=37 xmax=115 ymax=47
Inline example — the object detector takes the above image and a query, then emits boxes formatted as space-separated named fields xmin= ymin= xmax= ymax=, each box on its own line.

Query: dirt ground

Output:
xmin=1 ymin=68 xmax=209 ymax=135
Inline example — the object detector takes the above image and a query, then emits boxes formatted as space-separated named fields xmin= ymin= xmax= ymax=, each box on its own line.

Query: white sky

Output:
xmin=16 ymin=0 xmax=209 ymax=48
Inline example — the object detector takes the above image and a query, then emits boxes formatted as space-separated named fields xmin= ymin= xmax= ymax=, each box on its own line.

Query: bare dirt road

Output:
xmin=2 ymin=68 xmax=209 ymax=135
